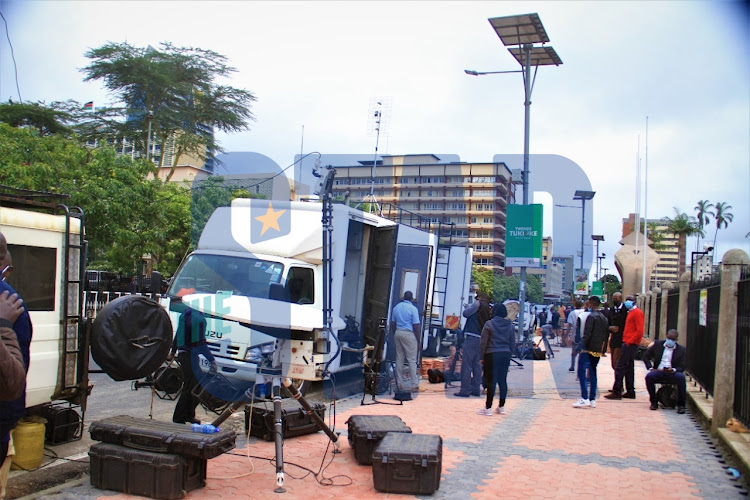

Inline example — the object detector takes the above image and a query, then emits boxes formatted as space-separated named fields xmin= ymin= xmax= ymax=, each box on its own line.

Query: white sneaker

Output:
xmin=572 ymin=398 xmax=590 ymax=408
xmin=590 ymin=400 xmax=596 ymax=408
xmin=495 ymin=406 xmax=506 ymax=415
xmin=477 ymin=407 xmax=493 ymax=415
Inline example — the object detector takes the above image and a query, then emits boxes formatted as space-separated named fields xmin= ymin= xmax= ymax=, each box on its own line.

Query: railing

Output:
xmin=686 ymin=282 xmax=721 ymax=396
xmin=735 ymin=265 xmax=750 ymax=428
xmin=654 ymin=294 xmax=662 ymax=340
xmin=667 ymin=288 xmax=679 ymax=334
xmin=85 ymin=290 xmax=162 ymax=320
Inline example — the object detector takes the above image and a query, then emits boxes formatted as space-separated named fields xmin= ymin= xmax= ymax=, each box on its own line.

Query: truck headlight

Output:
xmin=245 ymin=342 xmax=275 ymax=363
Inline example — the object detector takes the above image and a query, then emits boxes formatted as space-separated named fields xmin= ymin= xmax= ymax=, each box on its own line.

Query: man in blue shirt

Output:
xmin=0 ymin=233 xmax=33 ymax=498
xmin=390 ymin=291 xmax=421 ymax=395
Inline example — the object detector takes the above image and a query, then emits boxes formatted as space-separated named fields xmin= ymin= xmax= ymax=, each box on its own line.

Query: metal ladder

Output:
xmin=425 ymin=220 xmax=455 ymax=339
xmin=58 ymin=204 xmax=88 ymax=403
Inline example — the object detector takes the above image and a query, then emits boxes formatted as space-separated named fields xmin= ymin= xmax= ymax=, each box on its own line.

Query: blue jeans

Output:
xmin=577 ymin=352 xmax=600 ymax=401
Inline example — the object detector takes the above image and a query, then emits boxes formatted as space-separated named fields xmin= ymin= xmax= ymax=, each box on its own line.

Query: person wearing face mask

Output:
xmin=605 ymin=294 xmax=643 ymax=400
xmin=642 ymin=329 xmax=687 ymax=413
xmin=606 ymin=292 xmax=628 ymax=374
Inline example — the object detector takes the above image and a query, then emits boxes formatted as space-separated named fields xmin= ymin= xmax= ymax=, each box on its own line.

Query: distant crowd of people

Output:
xmin=392 ymin=289 xmax=687 ymax=417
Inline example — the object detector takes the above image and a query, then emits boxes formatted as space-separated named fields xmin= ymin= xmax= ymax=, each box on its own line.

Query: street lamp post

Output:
xmin=465 ymin=13 xmax=562 ymax=339
xmin=591 ymin=234 xmax=604 ymax=280
xmin=573 ymin=190 xmax=596 ymax=278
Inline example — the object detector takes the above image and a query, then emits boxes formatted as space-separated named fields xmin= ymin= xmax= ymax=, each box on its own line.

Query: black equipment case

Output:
xmin=244 ymin=398 xmax=326 ymax=441
xmin=345 ymin=415 xmax=412 ymax=465
xmin=89 ymin=442 xmax=206 ymax=499
xmin=372 ymin=433 xmax=442 ymax=495
xmin=88 ymin=415 xmax=235 ymax=460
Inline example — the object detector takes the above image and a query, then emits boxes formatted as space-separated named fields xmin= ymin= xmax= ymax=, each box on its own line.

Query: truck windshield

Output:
xmin=169 ymin=254 xmax=284 ymax=299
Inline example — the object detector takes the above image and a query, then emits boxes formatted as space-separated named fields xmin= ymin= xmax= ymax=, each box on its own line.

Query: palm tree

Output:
xmin=662 ymin=208 xmax=700 ymax=276
xmin=712 ymin=202 xmax=734 ymax=250
xmin=694 ymin=200 xmax=713 ymax=252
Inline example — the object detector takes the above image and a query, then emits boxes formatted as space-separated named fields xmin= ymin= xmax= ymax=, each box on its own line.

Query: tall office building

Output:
xmin=621 ymin=213 xmax=680 ymax=286
xmin=551 ymin=255 xmax=575 ymax=296
xmin=329 ymin=154 xmax=515 ymax=270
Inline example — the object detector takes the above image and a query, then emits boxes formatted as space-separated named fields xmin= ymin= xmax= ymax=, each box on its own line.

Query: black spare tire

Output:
xmin=92 ymin=295 xmax=172 ymax=381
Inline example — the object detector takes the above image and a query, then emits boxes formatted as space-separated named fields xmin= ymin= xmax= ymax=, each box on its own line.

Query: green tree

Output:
xmin=0 ymin=123 xmax=191 ymax=275
xmin=693 ymin=200 xmax=713 ymax=252
xmin=81 ymin=42 xmax=256 ymax=180
xmin=661 ymin=208 xmax=700 ymax=276
xmin=712 ymin=202 xmax=733 ymax=251
xmin=491 ymin=273 xmax=543 ymax=304
xmin=0 ymin=101 xmax=74 ymax=136
xmin=471 ymin=265 xmax=494 ymax=299
xmin=601 ymin=273 xmax=622 ymax=299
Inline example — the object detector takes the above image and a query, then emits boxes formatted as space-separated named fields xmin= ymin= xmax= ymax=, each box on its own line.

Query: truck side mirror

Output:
xmin=150 ymin=271 xmax=163 ymax=295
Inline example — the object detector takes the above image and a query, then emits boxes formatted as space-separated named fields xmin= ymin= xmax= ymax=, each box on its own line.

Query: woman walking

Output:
xmin=479 ymin=303 xmax=515 ymax=415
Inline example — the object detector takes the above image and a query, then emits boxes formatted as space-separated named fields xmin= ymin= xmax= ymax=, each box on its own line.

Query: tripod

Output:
xmin=361 ymin=318 xmax=402 ymax=406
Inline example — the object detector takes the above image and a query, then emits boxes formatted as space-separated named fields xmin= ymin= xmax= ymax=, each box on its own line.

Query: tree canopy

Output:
xmin=81 ymin=42 xmax=256 ymax=180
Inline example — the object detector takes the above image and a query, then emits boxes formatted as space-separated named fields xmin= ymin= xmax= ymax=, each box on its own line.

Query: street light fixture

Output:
xmin=591 ymin=234 xmax=604 ymax=280
xmin=465 ymin=12 xmax=562 ymax=340
xmin=574 ymin=190 xmax=596 ymax=274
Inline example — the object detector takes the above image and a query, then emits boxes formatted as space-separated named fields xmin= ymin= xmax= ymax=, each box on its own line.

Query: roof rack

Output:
xmin=0 ymin=184 xmax=71 ymax=210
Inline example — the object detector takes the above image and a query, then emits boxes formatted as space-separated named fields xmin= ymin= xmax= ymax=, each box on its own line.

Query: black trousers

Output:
xmin=613 ymin=343 xmax=639 ymax=394
xmin=172 ymin=351 xmax=201 ymax=424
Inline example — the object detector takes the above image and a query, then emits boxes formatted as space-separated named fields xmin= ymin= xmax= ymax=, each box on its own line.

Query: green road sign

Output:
xmin=506 ymin=204 xmax=543 ymax=268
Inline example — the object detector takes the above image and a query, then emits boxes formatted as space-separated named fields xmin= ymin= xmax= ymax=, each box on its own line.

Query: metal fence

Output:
xmin=686 ymin=281 xmax=721 ymax=396
xmin=85 ymin=290 xmax=162 ymax=319
xmin=735 ymin=266 xmax=750 ymax=427
xmin=667 ymin=288 xmax=679 ymax=335
xmin=654 ymin=294 xmax=662 ymax=340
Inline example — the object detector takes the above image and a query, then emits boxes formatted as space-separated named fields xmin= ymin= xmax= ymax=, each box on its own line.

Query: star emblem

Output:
xmin=254 ymin=202 xmax=286 ymax=236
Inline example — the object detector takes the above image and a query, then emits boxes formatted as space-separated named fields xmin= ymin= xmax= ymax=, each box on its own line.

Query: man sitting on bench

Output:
xmin=642 ymin=329 xmax=687 ymax=414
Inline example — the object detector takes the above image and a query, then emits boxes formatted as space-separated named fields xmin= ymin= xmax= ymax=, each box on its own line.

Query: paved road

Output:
xmin=12 ymin=344 xmax=750 ymax=499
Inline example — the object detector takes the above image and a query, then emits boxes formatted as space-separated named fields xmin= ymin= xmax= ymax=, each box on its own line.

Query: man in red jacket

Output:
xmin=604 ymin=295 xmax=643 ymax=400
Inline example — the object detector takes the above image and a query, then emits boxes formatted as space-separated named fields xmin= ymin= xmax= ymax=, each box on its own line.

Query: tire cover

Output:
xmin=91 ymin=295 xmax=172 ymax=381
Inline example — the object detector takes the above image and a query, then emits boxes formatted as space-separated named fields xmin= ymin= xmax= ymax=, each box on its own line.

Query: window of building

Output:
xmin=400 ymin=177 xmax=409 ymax=184
xmin=452 ymin=189 xmax=466 ymax=197
xmin=447 ymin=176 xmax=462 ymax=183
xmin=450 ymin=203 xmax=466 ymax=210
xmin=474 ymin=258 xmax=492 ymax=266
xmin=483 ymin=217 xmax=493 ymax=224
xmin=473 ymin=189 xmax=493 ymax=197
xmin=454 ymin=229 xmax=468 ymax=238
xmin=452 ymin=216 xmax=467 ymax=224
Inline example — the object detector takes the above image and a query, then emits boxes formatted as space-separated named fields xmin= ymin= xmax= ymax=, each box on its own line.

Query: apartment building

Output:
xmin=551 ymin=255 xmax=575 ymax=295
xmin=622 ymin=213 xmax=680 ymax=286
xmin=329 ymin=154 xmax=515 ymax=270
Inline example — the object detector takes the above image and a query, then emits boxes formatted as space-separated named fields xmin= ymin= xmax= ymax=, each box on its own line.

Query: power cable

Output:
xmin=0 ymin=10 xmax=22 ymax=103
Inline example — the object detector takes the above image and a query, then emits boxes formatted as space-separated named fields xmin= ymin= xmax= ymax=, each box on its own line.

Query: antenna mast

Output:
xmin=359 ymin=97 xmax=391 ymax=212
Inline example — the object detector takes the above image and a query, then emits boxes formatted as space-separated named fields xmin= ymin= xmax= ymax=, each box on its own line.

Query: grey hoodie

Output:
xmin=480 ymin=317 xmax=516 ymax=356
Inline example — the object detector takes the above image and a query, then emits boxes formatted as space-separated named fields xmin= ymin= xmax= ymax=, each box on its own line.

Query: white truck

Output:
xmin=162 ymin=198 xmax=472 ymax=393
xmin=0 ymin=187 xmax=89 ymax=441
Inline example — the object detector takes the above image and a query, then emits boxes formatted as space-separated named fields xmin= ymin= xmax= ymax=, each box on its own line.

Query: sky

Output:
xmin=1 ymin=0 xmax=748 ymax=281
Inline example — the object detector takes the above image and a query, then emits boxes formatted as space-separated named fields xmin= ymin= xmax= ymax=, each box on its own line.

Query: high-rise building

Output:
xmin=551 ymin=255 xmax=575 ymax=295
xmin=329 ymin=154 xmax=515 ymax=270
xmin=621 ymin=213 xmax=680 ymax=286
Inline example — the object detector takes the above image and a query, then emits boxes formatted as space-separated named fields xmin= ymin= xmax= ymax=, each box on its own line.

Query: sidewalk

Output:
xmin=43 ymin=345 xmax=748 ymax=499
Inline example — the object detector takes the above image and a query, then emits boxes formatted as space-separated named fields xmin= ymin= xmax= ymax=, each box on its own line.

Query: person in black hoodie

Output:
xmin=572 ymin=296 xmax=609 ymax=408
xmin=479 ymin=303 xmax=515 ymax=416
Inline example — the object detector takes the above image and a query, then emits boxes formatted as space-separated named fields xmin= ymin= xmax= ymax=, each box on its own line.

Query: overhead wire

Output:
xmin=0 ymin=10 xmax=22 ymax=103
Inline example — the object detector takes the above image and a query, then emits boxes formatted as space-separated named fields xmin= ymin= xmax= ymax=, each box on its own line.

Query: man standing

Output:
xmin=0 ymin=234 xmax=33 ymax=500
xmin=572 ymin=296 xmax=609 ymax=408
xmin=643 ymin=329 xmax=687 ymax=414
xmin=454 ymin=293 xmax=491 ymax=398
xmin=605 ymin=295 xmax=643 ymax=400
xmin=606 ymin=292 xmax=628 ymax=379
xmin=390 ymin=291 xmax=421 ymax=396
xmin=168 ymin=301 xmax=217 ymax=425
xmin=567 ymin=300 xmax=584 ymax=372
xmin=0 ymin=291 xmax=25 ymax=400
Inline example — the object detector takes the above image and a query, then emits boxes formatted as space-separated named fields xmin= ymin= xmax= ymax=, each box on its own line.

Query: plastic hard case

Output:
xmin=89 ymin=442 xmax=206 ymax=499
xmin=372 ymin=433 xmax=442 ymax=495
xmin=345 ymin=415 xmax=412 ymax=465
xmin=244 ymin=398 xmax=326 ymax=441
xmin=88 ymin=415 xmax=235 ymax=460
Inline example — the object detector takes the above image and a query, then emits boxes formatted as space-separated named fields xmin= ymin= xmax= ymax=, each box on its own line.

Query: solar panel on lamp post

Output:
xmin=465 ymin=13 xmax=562 ymax=339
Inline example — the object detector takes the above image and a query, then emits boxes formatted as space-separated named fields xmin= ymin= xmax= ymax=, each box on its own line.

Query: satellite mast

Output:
xmin=358 ymin=97 xmax=391 ymax=212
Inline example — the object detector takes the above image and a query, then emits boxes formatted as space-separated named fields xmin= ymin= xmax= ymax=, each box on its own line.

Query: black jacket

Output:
xmin=606 ymin=304 xmax=628 ymax=348
xmin=582 ymin=310 xmax=608 ymax=354
xmin=643 ymin=340 xmax=687 ymax=372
